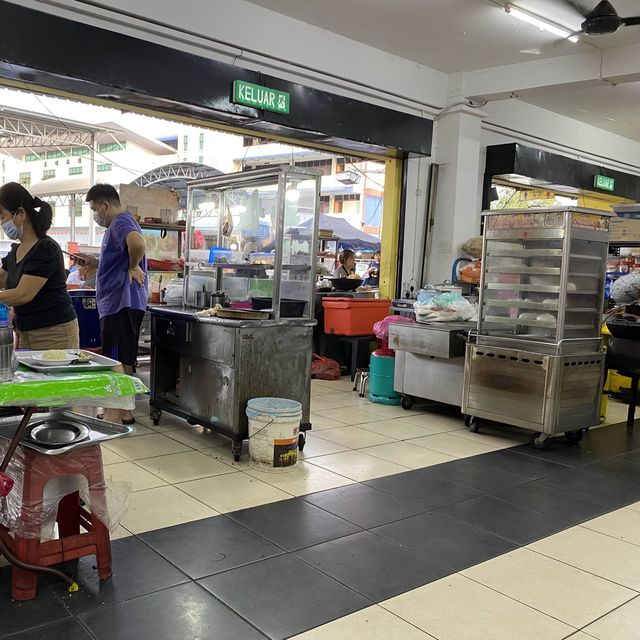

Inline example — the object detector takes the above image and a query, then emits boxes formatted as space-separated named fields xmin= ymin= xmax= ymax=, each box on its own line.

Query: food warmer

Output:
xmin=149 ymin=167 xmax=321 ymax=459
xmin=462 ymin=207 xmax=612 ymax=448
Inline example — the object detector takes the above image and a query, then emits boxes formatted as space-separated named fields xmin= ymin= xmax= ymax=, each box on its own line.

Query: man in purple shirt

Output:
xmin=86 ymin=184 xmax=147 ymax=425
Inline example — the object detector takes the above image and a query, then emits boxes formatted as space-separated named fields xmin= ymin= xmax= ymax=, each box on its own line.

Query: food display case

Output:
xmin=462 ymin=207 xmax=613 ymax=447
xmin=149 ymin=167 xmax=321 ymax=459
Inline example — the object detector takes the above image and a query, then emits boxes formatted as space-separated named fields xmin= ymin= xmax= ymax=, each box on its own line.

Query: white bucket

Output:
xmin=246 ymin=397 xmax=302 ymax=472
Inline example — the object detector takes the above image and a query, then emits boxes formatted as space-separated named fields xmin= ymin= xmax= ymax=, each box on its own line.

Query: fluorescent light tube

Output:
xmin=506 ymin=4 xmax=579 ymax=43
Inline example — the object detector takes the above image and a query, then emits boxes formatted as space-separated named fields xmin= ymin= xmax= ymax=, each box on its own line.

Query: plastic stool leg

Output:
xmin=353 ymin=371 xmax=360 ymax=392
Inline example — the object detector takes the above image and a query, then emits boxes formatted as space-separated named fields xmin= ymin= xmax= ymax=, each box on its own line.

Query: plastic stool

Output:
xmin=353 ymin=367 xmax=370 ymax=398
xmin=0 ymin=443 xmax=112 ymax=601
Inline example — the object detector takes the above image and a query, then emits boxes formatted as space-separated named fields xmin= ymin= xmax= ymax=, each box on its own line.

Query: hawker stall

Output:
xmin=462 ymin=207 xmax=611 ymax=448
xmin=149 ymin=167 xmax=321 ymax=459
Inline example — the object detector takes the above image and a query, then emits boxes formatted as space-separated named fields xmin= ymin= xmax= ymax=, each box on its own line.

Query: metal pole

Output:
xmin=69 ymin=193 xmax=76 ymax=246
xmin=89 ymin=133 xmax=96 ymax=246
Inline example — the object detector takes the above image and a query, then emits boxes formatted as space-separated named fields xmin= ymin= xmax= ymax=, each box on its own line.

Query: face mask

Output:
xmin=92 ymin=206 xmax=107 ymax=227
xmin=2 ymin=218 xmax=22 ymax=241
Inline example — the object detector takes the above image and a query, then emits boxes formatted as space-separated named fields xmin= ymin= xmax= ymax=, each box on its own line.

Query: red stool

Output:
xmin=0 ymin=443 xmax=111 ymax=601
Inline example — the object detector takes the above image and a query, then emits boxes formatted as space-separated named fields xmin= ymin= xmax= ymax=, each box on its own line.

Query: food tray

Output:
xmin=16 ymin=350 xmax=120 ymax=373
xmin=216 ymin=308 xmax=269 ymax=320
xmin=0 ymin=410 xmax=131 ymax=455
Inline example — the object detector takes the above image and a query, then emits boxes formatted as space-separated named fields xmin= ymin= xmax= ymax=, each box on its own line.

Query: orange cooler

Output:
xmin=322 ymin=298 xmax=391 ymax=336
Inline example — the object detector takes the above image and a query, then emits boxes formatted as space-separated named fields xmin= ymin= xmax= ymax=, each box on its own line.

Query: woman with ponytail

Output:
xmin=0 ymin=182 xmax=78 ymax=349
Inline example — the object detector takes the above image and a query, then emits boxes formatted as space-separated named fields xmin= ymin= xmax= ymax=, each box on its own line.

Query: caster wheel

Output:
xmin=531 ymin=433 xmax=549 ymax=450
xmin=298 ymin=433 xmax=306 ymax=451
xmin=400 ymin=395 xmax=414 ymax=410
xmin=150 ymin=408 xmax=162 ymax=426
xmin=233 ymin=454 xmax=241 ymax=462
xmin=467 ymin=418 xmax=480 ymax=434
xmin=565 ymin=429 xmax=584 ymax=444
xmin=231 ymin=441 xmax=242 ymax=463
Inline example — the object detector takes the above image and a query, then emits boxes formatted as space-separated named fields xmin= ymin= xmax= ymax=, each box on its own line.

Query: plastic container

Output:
xmin=246 ymin=397 xmax=301 ymax=471
xmin=208 ymin=247 xmax=232 ymax=264
xmin=68 ymin=290 xmax=101 ymax=348
xmin=322 ymin=298 xmax=391 ymax=336
xmin=251 ymin=297 xmax=307 ymax=318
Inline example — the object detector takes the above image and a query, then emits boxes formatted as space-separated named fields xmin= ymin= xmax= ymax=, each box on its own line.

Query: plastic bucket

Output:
xmin=246 ymin=398 xmax=301 ymax=471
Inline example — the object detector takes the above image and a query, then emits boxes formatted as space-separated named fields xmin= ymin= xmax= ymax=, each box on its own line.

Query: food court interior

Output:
xmin=3 ymin=1 xmax=640 ymax=640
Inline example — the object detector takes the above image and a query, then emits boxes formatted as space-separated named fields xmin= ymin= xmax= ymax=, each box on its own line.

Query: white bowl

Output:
xmin=32 ymin=350 xmax=77 ymax=366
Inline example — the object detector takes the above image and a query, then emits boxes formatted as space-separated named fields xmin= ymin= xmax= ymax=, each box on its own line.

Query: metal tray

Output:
xmin=16 ymin=350 xmax=120 ymax=373
xmin=0 ymin=410 xmax=131 ymax=455
xmin=26 ymin=418 xmax=90 ymax=447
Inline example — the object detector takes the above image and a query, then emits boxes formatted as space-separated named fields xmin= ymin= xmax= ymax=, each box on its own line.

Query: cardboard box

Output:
xmin=609 ymin=218 xmax=640 ymax=242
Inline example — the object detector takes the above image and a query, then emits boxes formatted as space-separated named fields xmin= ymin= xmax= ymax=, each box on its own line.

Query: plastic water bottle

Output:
xmin=0 ymin=304 xmax=14 ymax=381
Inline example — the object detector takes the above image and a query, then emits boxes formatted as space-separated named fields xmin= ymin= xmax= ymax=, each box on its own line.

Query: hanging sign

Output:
xmin=594 ymin=174 xmax=615 ymax=192
xmin=232 ymin=80 xmax=290 ymax=114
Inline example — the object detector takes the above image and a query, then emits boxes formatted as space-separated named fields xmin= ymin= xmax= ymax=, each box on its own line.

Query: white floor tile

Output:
xmin=450 ymin=427 xmax=529 ymax=449
xmin=583 ymin=595 xmax=640 ymax=640
xmin=100 ymin=445 xmax=126 ymax=466
xmin=103 ymin=461 xmax=167 ymax=492
xmin=299 ymin=435 xmax=350 ymax=458
xmin=314 ymin=425 xmax=396 ymax=449
xmin=163 ymin=425 xmax=232 ymax=450
xmin=529 ymin=526 xmax=640 ymax=591
xmin=395 ymin=413 xmax=466 ymax=434
xmin=244 ymin=460 xmax=354 ymax=496
xmin=315 ymin=406 xmax=388 ymax=425
xmin=136 ymin=450 xmax=238 ymax=483
xmin=309 ymin=413 xmax=348 ymax=431
xmin=381 ymin=574 xmax=575 ymax=640
xmin=120 ymin=485 xmax=218 ymax=534
xmin=306 ymin=450 xmax=409 ymax=481
xmin=409 ymin=432 xmax=501 ymax=458
xmin=102 ymin=433 xmax=192 ymax=461
xmin=462 ymin=548 xmax=636 ymax=628
xmin=360 ymin=441 xmax=456 ymax=469
xmin=291 ymin=605 xmax=434 ymax=639
xmin=581 ymin=508 xmax=640 ymax=547
xmin=178 ymin=472 xmax=291 ymax=512
xmin=358 ymin=419 xmax=440 ymax=441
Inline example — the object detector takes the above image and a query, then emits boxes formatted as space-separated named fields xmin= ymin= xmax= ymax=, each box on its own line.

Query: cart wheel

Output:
xmin=400 ymin=395 xmax=414 ymax=410
xmin=150 ymin=407 xmax=162 ymax=426
xmin=232 ymin=440 xmax=242 ymax=463
xmin=531 ymin=433 xmax=549 ymax=450
xmin=465 ymin=416 xmax=480 ymax=433
xmin=565 ymin=429 xmax=584 ymax=444
xmin=298 ymin=433 xmax=306 ymax=452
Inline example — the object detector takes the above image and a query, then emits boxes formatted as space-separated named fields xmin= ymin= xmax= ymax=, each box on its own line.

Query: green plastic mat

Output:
xmin=0 ymin=368 xmax=148 ymax=407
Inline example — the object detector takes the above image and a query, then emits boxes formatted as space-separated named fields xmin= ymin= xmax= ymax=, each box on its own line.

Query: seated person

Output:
xmin=363 ymin=250 xmax=381 ymax=287
xmin=334 ymin=249 xmax=356 ymax=278
xmin=66 ymin=253 xmax=99 ymax=288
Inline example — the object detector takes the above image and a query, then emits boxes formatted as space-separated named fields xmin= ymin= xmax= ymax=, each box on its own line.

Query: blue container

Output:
xmin=68 ymin=290 xmax=101 ymax=348
xmin=208 ymin=247 xmax=233 ymax=263
xmin=369 ymin=352 xmax=400 ymax=405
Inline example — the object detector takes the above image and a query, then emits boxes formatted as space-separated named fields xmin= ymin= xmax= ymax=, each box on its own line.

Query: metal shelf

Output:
xmin=486 ymin=249 xmax=563 ymax=258
xmin=186 ymin=262 xmax=310 ymax=271
xmin=486 ymin=283 xmax=560 ymax=293
xmin=139 ymin=222 xmax=185 ymax=232
xmin=484 ymin=315 xmax=595 ymax=331
xmin=485 ymin=300 xmax=558 ymax=310
xmin=486 ymin=266 xmax=561 ymax=275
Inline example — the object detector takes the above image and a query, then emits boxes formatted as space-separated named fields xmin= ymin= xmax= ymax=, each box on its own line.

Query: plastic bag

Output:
xmin=373 ymin=315 xmax=415 ymax=341
xmin=414 ymin=292 xmax=477 ymax=323
xmin=311 ymin=354 xmax=341 ymax=380
xmin=0 ymin=440 xmax=131 ymax=539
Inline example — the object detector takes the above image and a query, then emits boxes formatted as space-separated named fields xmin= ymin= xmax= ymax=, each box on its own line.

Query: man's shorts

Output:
xmin=100 ymin=308 xmax=145 ymax=368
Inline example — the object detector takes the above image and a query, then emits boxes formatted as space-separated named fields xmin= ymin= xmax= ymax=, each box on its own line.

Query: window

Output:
xmin=69 ymin=166 xmax=82 ymax=175
xmin=198 ymin=155 xmax=204 ymax=164
xmin=97 ymin=163 xmax=112 ymax=172
xmin=98 ymin=141 xmax=126 ymax=153
xmin=46 ymin=150 xmax=65 ymax=159
xmin=71 ymin=147 xmax=89 ymax=156
xmin=74 ymin=199 xmax=83 ymax=218
xmin=18 ymin=172 xmax=31 ymax=187
xmin=364 ymin=195 xmax=383 ymax=227
xmin=199 ymin=132 xmax=204 ymax=150
xmin=183 ymin=135 xmax=188 ymax=153
xmin=42 ymin=169 xmax=55 ymax=180
xmin=24 ymin=153 xmax=39 ymax=162
xmin=295 ymin=158 xmax=333 ymax=176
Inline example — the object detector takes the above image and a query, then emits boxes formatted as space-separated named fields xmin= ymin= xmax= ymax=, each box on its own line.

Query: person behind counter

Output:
xmin=86 ymin=183 xmax=147 ymax=425
xmin=363 ymin=250 xmax=381 ymax=287
xmin=334 ymin=249 xmax=356 ymax=278
xmin=0 ymin=182 xmax=78 ymax=349
xmin=66 ymin=253 xmax=98 ymax=289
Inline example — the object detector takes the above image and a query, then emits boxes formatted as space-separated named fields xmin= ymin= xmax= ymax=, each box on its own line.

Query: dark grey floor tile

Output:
xmin=494 ymin=480 xmax=613 ymax=524
xmin=226 ymin=498 xmax=361 ymax=551
xmin=199 ymin=554 xmax=370 ymax=640
xmin=50 ymin=536 xmax=189 ymax=613
xmin=0 ymin=567 xmax=71 ymax=638
xmin=301 ymin=483 xmax=426 ymax=529
xmin=583 ymin=458 xmax=640 ymax=484
xmin=365 ymin=472 xmax=481 ymax=509
xmin=473 ymin=449 xmax=571 ymax=480
xmin=540 ymin=468 xmax=640 ymax=508
xmin=416 ymin=458 xmax=530 ymax=493
xmin=439 ymin=495 xmax=570 ymax=545
xmin=372 ymin=511 xmax=517 ymax=572
xmin=3 ymin=618 xmax=93 ymax=640
xmin=295 ymin=531 xmax=449 ymax=601
xmin=140 ymin=515 xmax=284 ymax=579
xmin=80 ymin=582 xmax=265 ymax=640
xmin=619 ymin=450 xmax=640 ymax=464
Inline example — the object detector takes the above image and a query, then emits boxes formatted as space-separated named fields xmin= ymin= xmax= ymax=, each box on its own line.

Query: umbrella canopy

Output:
xmin=304 ymin=214 xmax=381 ymax=250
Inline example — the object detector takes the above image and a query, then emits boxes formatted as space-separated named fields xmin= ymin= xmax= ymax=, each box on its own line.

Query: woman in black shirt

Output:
xmin=0 ymin=183 xmax=78 ymax=349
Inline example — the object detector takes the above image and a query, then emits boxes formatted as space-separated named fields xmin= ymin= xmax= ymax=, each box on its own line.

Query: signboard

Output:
xmin=232 ymin=80 xmax=290 ymax=114
xmin=594 ymin=174 xmax=615 ymax=192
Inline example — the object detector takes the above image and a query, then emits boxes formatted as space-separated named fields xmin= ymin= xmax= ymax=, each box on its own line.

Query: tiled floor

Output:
xmin=3 ymin=373 xmax=640 ymax=639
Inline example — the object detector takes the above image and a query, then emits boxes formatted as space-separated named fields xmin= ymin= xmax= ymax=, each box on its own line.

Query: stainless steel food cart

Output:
xmin=149 ymin=167 xmax=321 ymax=460
xmin=462 ymin=207 xmax=612 ymax=448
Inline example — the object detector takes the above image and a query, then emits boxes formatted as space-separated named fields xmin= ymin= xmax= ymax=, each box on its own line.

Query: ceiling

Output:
xmin=246 ymin=0 xmax=640 ymax=73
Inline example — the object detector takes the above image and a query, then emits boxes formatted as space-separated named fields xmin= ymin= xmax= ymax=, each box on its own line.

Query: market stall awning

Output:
xmin=303 ymin=214 xmax=380 ymax=250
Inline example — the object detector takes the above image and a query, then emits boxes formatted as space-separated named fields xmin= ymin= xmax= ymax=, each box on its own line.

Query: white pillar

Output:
xmin=426 ymin=104 xmax=486 ymax=284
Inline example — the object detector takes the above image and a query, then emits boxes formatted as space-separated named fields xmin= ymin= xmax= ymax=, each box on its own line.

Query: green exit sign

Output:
xmin=232 ymin=80 xmax=290 ymax=114
xmin=594 ymin=174 xmax=615 ymax=192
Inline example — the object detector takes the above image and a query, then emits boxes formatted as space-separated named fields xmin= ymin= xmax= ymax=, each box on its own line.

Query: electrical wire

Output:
xmin=347 ymin=160 xmax=386 ymax=189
